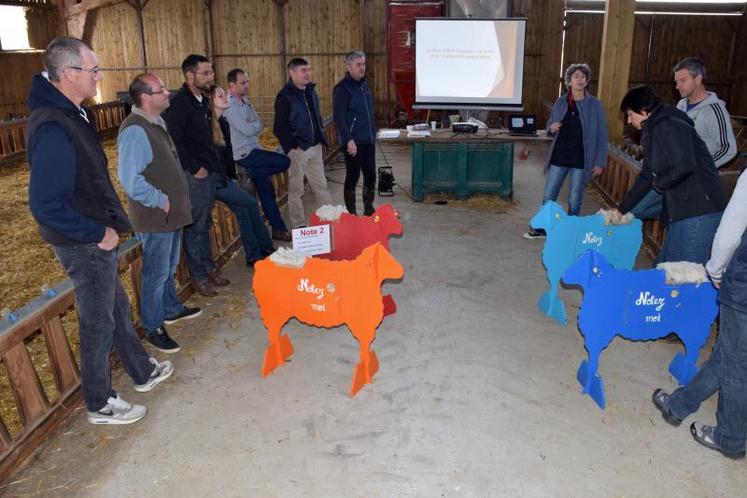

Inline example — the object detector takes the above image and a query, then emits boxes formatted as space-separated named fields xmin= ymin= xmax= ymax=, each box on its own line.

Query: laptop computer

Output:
xmin=508 ymin=114 xmax=538 ymax=136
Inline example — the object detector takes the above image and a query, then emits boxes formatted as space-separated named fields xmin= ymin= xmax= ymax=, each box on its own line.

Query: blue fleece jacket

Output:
xmin=545 ymin=93 xmax=608 ymax=182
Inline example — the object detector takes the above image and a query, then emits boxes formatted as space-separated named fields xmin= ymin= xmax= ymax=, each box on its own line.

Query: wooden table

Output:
xmin=379 ymin=128 xmax=551 ymax=201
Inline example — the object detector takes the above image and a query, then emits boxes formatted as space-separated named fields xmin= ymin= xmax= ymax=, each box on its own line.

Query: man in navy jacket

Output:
xmin=333 ymin=50 xmax=377 ymax=215
xmin=273 ymin=58 xmax=332 ymax=228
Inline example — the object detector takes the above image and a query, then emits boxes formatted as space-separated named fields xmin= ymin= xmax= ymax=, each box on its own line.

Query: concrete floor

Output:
xmin=3 ymin=143 xmax=746 ymax=497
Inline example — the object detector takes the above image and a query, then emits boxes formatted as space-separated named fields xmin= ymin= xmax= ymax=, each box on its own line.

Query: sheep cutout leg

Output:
xmin=530 ymin=201 xmax=642 ymax=326
xmin=260 ymin=315 xmax=294 ymax=377
xmin=576 ymin=338 xmax=609 ymax=409
xmin=350 ymin=331 xmax=380 ymax=396
xmin=538 ymin=274 xmax=568 ymax=325
xmin=562 ymin=251 xmax=718 ymax=410
xmin=668 ymin=323 xmax=710 ymax=385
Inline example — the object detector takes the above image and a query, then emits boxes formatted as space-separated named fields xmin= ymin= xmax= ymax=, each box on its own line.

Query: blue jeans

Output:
xmin=52 ymin=243 xmax=153 ymax=411
xmin=631 ymin=190 xmax=663 ymax=220
xmin=667 ymin=304 xmax=747 ymax=453
xmin=237 ymin=149 xmax=290 ymax=232
xmin=657 ymin=211 xmax=723 ymax=265
xmin=215 ymin=177 xmax=273 ymax=262
xmin=135 ymin=230 xmax=186 ymax=336
xmin=542 ymin=164 xmax=586 ymax=216
xmin=183 ymin=172 xmax=217 ymax=283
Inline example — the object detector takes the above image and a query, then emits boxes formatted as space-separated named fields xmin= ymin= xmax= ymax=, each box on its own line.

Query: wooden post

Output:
xmin=41 ymin=317 xmax=80 ymax=396
xmin=597 ymin=0 xmax=636 ymax=142
xmin=205 ymin=0 xmax=215 ymax=62
xmin=274 ymin=0 xmax=288 ymax=87
xmin=133 ymin=0 xmax=147 ymax=72
xmin=3 ymin=343 xmax=50 ymax=427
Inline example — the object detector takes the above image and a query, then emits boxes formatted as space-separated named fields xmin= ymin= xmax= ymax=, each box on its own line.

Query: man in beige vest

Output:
xmin=118 ymin=73 xmax=202 ymax=354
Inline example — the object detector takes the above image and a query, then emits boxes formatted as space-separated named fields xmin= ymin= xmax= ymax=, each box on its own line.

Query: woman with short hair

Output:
xmin=524 ymin=63 xmax=608 ymax=239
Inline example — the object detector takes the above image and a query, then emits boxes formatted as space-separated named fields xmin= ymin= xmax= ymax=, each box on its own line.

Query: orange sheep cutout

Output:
xmin=252 ymin=243 xmax=404 ymax=395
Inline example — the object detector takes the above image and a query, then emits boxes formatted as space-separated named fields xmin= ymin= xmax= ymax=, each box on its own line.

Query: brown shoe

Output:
xmin=195 ymin=280 xmax=218 ymax=297
xmin=208 ymin=271 xmax=230 ymax=286
xmin=272 ymin=229 xmax=292 ymax=242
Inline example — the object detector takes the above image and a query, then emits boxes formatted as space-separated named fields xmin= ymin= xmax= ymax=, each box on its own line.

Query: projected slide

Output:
xmin=415 ymin=19 xmax=526 ymax=109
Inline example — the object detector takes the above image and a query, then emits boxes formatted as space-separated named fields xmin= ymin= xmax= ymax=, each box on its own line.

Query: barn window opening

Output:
xmin=0 ymin=5 xmax=31 ymax=51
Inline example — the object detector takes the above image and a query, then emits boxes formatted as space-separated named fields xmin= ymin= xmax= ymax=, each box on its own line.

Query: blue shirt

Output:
xmin=117 ymin=124 xmax=168 ymax=210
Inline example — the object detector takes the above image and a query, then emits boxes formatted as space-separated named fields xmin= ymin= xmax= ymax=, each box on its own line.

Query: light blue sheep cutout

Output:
xmin=530 ymin=201 xmax=643 ymax=325
xmin=562 ymin=251 xmax=718 ymax=409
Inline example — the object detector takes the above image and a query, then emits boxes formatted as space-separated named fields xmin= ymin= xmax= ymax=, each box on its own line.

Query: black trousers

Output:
xmin=343 ymin=142 xmax=376 ymax=191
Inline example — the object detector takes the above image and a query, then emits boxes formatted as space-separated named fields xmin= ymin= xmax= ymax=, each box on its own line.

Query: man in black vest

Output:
xmin=118 ymin=73 xmax=202 ymax=355
xmin=273 ymin=58 xmax=332 ymax=228
xmin=27 ymin=37 xmax=173 ymax=425
xmin=333 ymin=50 xmax=377 ymax=215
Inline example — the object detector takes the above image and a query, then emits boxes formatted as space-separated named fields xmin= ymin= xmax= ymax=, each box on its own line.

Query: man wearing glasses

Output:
xmin=27 ymin=37 xmax=173 ymax=425
xmin=117 ymin=73 xmax=201 ymax=355
xmin=164 ymin=54 xmax=228 ymax=297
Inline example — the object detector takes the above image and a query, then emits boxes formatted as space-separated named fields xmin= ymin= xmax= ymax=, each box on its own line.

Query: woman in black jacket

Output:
xmin=209 ymin=85 xmax=274 ymax=266
xmin=615 ymin=86 xmax=725 ymax=264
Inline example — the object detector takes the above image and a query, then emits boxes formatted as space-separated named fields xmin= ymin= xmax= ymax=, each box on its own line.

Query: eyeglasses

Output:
xmin=69 ymin=66 xmax=100 ymax=75
xmin=146 ymin=87 xmax=169 ymax=95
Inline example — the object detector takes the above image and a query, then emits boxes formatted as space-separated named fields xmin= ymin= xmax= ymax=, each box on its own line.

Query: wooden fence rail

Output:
xmin=0 ymin=100 xmax=338 ymax=484
xmin=592 ymin=144 xmax=665 ymax=255
xmin=0 ymin=101 xmax=128 ymax=166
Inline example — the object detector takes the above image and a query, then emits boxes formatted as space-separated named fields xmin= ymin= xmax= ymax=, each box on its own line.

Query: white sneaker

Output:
xmin=134 ymin=358 xmax=174 ymax=393
xmin=87 ymin=395 xmax=146 ymax=425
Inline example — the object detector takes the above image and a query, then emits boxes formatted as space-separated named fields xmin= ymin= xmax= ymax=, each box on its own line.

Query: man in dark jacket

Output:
xmin=27 ymin=37 xmax=173 ymax=425
xmin=333 ymin=50 xmax=377 ymax=215
xmin=273 ymin=58 xmax=332 ymax=228
xmin=164 ymin=54 xmax=229 ymax=296
xmin=118 ymin=73 xmax=201 ymax=355
xmin=614 ymin=86 xmax=725 ymax=264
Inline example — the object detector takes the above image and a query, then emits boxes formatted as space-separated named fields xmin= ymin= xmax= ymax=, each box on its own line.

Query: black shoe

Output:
xmin=146 ymin=326 xmax=181 ymax=354
xmin=690 ymin=422 xmax=746 ymax=460
xmin=523 ymin=228 xmax=546 ymax=239
xmin=164 ymin=306 xmax=202 ymax=325
xmin=652 ymin=389 xmax=682 ymax=427
xmin=208 ymin=271 xmax=230 ymax=286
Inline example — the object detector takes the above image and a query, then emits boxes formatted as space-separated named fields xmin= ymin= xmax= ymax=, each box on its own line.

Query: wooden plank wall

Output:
xmin=511 ymin=0 xmax=564 ymax=121
xmin=361 ymin=0 xmax=395 ymax=125
xmin=0 ymin=53 xmax=44 ymax=119
xmin=211 ymin=0 xmax=280 ymax=122
xmin=562 ymin=12 xmax=747 ymax=117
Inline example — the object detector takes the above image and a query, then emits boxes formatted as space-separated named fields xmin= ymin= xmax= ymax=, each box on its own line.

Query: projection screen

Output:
xmin=414 ymin=18 xmax=527 ymax=110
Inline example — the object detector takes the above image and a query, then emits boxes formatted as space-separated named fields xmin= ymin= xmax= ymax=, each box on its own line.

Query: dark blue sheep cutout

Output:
xmin=530 ymin=201 xmax=643 ymax=325
xmin=562 ymin=250 xmax=719 ymax=409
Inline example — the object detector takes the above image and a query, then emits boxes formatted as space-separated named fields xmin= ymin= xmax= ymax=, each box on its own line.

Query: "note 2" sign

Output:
xmin=292 ymin=224 xmax=331 ymax=256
